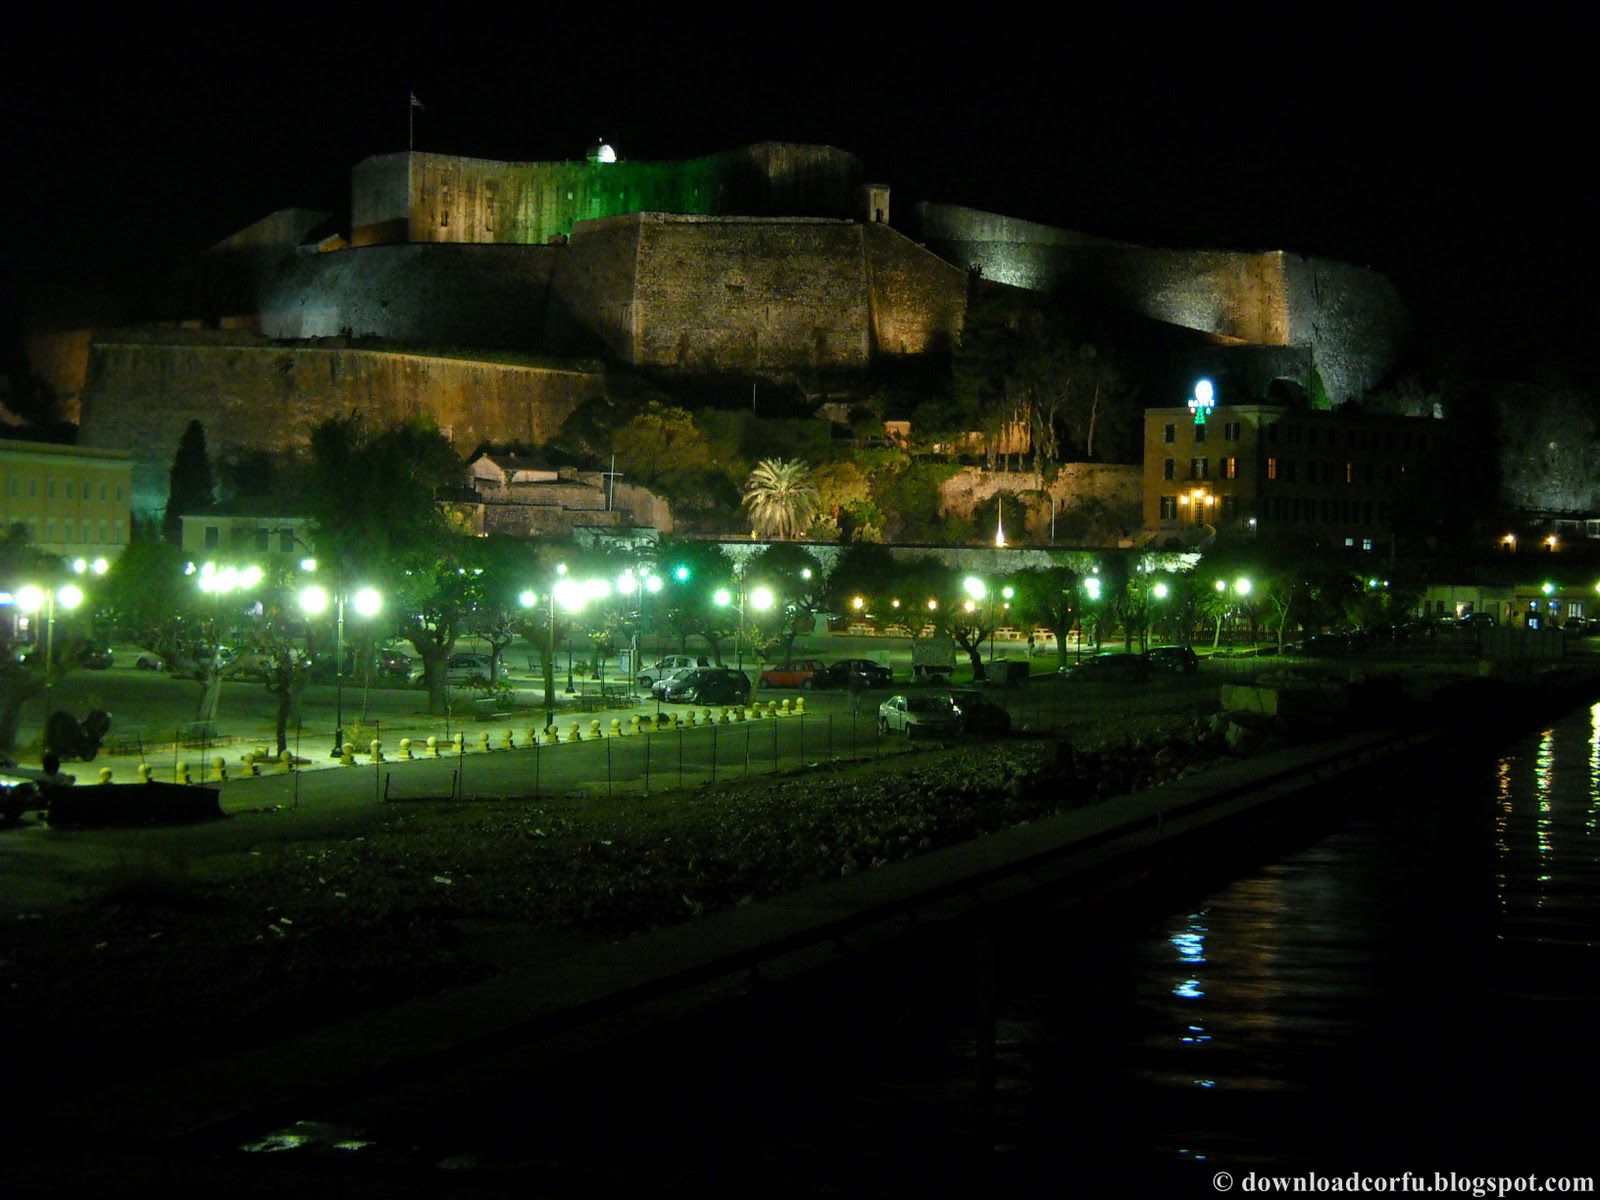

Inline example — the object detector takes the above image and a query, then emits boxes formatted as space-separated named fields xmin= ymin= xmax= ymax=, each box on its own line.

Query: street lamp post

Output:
xmin=715 ymin=573 xmax=773 ymax=673
xmin=15 ymin=582 xmax=84 ymax=715
xmin=299 ymin=582 xmax=381 ymax=758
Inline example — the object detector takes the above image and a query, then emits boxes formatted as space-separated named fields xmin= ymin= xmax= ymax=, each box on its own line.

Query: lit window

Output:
xmin=1267 ymin=457 xmax=1278 ymax=480
xmin=1224 ymin=456 xmax=1237 ymax=479
xmin=1345 ymin=461 xmax=1354 ymax=483
xmin=1362 ymin=538 xmax=1373 ymax=551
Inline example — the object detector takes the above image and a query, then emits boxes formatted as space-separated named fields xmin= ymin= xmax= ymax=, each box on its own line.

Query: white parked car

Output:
xmin=878 ymin=693 xmax=961 ymax=738
xmin=638 ymin=654 xmax=710 ymax=688
xmin=445 ymin=653 xmax=493 ymax=684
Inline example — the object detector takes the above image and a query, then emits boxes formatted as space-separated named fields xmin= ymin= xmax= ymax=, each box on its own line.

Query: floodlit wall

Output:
xmin=352 ymin=143 xmax=862 ymax=247
xmin=258 ymin=244 xmax=560 ymax=348
xmin=77 ymin=331 xmax=604 ymax=515
xmin=917 ymin=202 xmax=1406 ymax=405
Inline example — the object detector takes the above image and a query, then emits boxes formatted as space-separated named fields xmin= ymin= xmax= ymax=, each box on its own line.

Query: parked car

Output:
xmin=134 ymin=651 xmax=164 ymax=671
xmin=376 ymin=650 xmax=416 ymax=682
xmin=79 ymin=647 xmax=114 ymax=670
xmin=1060 ymin=653 xmax=1151 ymax=683
xmin=757 ymin=659 xmax=828 ymax=689
xmin=445 ymin=653 xmax=493 ymax=684
xmin=1145 ymin=645 xmax=1199 ymax=675
xmin=663 ymin=667 xmax=751 ymax=705
xmin=945 ymin=689 xmax=1012 ymax=735
xmin=815 ymin=658 xmax=894 ymax=689
xmin=651 ymin=664 xmax=704 ymax=699
xmin=1564 ymin=616 xmax=1590 ymax=638
xmin=638 ymin=654 xmax=710 ymax=688
xmin=1458 ymin=612 xmax=1497 ymax=629
xmin=878 ymin=693 xmax=961 ymax=738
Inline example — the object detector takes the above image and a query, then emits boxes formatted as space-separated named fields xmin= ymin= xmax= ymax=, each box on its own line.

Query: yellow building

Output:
xmin=1143 ymin=402 xmax=1447 ymax=550
xmin=0 ymin=439 xmax=133 ymax=560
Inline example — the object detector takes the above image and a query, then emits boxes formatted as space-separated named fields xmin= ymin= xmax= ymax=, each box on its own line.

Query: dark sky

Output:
xmin=5 ymin=10 xmax=1595 ymax=374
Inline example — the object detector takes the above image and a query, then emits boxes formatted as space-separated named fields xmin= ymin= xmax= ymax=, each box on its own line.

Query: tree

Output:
xmin=745 ymin=543 xmax=825 ymax=663
xmin=1009 ymin=563 xmax=1084 ymax=670
xmin=163 ymin=419 xmax=216 ymax=545
xmin=742 ymin=458 xmax=820 ymax=540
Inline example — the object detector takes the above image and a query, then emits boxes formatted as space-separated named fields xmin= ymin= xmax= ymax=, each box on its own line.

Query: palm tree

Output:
xmin=742 ymin=459 xmax=820 ymax=540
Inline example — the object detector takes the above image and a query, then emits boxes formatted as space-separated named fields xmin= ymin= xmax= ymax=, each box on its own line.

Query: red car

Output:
xmin=757 ymin=659 xmax=827 ymax=689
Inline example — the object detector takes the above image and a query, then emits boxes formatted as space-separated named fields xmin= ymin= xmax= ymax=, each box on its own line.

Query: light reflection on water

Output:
xmin=774 ymin=706 xmax=1600 ymax=1186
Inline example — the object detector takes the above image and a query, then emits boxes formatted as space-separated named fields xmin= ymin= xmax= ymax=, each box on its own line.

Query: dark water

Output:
xmin=244 ymin=709 xmax=1600 ymax=1195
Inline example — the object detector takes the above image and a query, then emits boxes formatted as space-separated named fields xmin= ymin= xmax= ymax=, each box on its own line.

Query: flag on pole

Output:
xmin=410 ymin=92 xmax=425 ymax=111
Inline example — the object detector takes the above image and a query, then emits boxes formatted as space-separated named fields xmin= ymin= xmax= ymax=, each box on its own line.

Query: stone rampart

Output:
xmin=77 ymin=331 xmax=604 ymax=515
xmin=258 ymin=244 xmax=559 ymax=349
xmin=917 ymin=202 xmax=1406 ymax=404
xmin=352 ymin=144 xmax=862 ymax=248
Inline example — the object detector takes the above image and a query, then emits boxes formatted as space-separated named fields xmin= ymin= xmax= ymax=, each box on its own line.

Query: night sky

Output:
xmin=5 ymin=12 xmax=1595 ymax=375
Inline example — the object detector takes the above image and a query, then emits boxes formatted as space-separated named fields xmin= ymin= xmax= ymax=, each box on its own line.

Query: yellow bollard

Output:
xmin=567 ymin=722 xmax=582 ymax=742
xmin=279 ymin=749 xmax=293 ymax=773
xmin=685 ymin=710 xmax=697 ymax=728
xmin=527 ymin=727 xmax=539 ymax=746
xmin=719 ymin=708 xmax=732 ymax=724
xmin=779 ymin=698 xmax=791 ymax=715
xmin=399 ymin=737 xmax=413 ymax=759
xmin=138 ymin=763 xmax=152 ymax=783
xmin=750 ymin=704 xmax=763 ymax=720
xmin=426 ymin=735 xmax=440 ymax=758
xmin=629 ymin=715 xmax=641 ymax=734
xmin=340 ymin=745 xmax=355 ymax=766
xmin=212 ymin=756 xmax=229 ymax=781
xmin=503 ymin=729 xmax=516 ymax=750
xmin=702 ymin=709 xmax=714 ymax=726
xmin=177 ymin=762 xmax=191 ymax=785
xmin=794 ymin=696 xmax=805 ymax=715
xmin=766 ymin=700 xmax=778 ymax=718
xmin=478 ymin=731 xmax=490 ymax=753
xmin=610 ymin=718 xmax=622 ymax=737
xmin=586 ymin=719 xmax=600 ymax=740
xmin=733 ymin=705 xmax=745 ymax=722
xmin=98 ymin=767 xmax=113 ymax=785
xmin=544 ymin=725 xmax=559 ymax=745
xmin=370 ymin=739 xmax=384 ymax=763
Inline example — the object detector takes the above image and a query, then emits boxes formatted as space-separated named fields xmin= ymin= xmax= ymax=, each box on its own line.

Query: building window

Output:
xmin=1194 ymin=424 xmax=1207 ymax=444
xmin=255 ymin=529 xmax=270 ymax=552
xmin=1362 ymin=538 xmax=1374 ymax=551
xmin=1160 ymin=495 xmax=1177 ymax=519
xmin=1190 ymin=458 xmax=1208 ymax=480
xmin=47 ymin=479 xmax=55 ymax=499
xmin=1267 ymin=457 xmax=1278 ymax=480
xmin=1284 ymin=460 xmax=1297 ymax=483
xmin=99 ymin=481 xmax=107 ymax=501
xmin=1163 ymin=423 xmax=1176 ymax=444
xmin=1224 ymin=421 xmax=1241 ymax=442
xmin=280 ymin=531 xmax=295 ymax=553
xmin=65 ymin=480 xmax=75 ymax=500
xmin=1224 ymin=456 xmax=1237 ymax=479
xmin=1163 ymin=458 xmax=1176 ymax=480
xmin=1345 ymin=461 xmax=1354 ymax=483
xmin=204 ymin=526 xmax=220 ymax=549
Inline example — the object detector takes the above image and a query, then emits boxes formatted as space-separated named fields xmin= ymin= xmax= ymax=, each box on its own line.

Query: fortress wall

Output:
xmin=862 ymin=223 xmax=968 ymax=357
xmin=258 ymin=244 xmax=559 ymax=348
xmin=77 ymin=333 xmax=604 ymax=514
xmin=917 ymin=202 xmax=1125 ymax=248
xmin=1284 ymin=255 xmax=1411 ymax=404
xmin=351 ymin=144 xmax=861 ymax=250
xmin=350 ymin=154 xmax=412 ymax=247
xmin=627 ymin=216 xmax=872 ymax=371
xmin=548 ymin=216 xmax=645 ymax=359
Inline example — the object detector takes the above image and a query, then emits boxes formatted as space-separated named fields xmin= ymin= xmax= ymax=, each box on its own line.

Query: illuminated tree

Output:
xmin=742 ymin=458 xmax=820 ymax=540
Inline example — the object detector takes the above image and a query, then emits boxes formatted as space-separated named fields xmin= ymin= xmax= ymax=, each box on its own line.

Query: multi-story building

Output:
xmin=1142 ymin=402 xmax=1448 ymax=550
xmin=0 ymin=439 xmax=133 ymax=560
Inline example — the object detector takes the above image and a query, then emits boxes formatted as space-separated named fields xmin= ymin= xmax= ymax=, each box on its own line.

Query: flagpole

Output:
xmin=409 ymin=91 xmax=414 ymax=151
